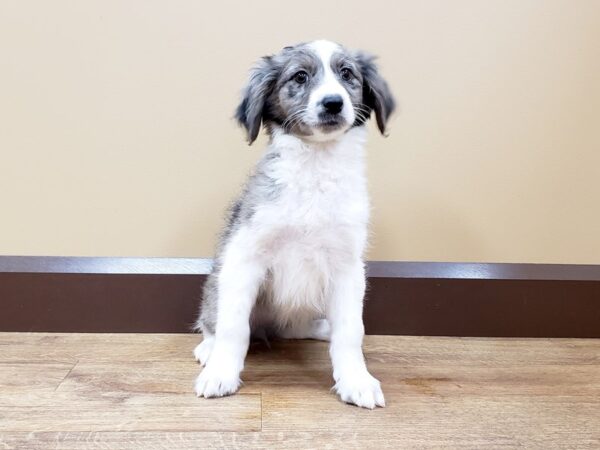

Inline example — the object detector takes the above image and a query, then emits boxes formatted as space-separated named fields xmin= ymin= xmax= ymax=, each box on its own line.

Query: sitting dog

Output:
xmin=194 ymin=40 xmax=395 ymax=409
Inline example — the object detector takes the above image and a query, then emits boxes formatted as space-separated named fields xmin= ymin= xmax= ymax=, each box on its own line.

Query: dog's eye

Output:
xmin=340 ymin=68 xmax=353 ymax=81
xmin=293 ymin=71 xmax=308 ymax=84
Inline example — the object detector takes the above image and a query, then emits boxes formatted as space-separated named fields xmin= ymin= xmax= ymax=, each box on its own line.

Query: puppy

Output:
xmin=194 ymin=40 xmax=395 ymax=409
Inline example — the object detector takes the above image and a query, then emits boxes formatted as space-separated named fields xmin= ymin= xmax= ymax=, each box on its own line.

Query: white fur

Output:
xmin=195 ymin=42 xmax=385 ymax=408
xmin=193 ymin=334 xmax=214 ymax=366
xmin=258 ymin=126 xmax=369 ymax=323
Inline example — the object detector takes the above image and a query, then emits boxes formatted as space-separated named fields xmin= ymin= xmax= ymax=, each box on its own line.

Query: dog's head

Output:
xmin=235 ymin=40 xmax=395 ymax=144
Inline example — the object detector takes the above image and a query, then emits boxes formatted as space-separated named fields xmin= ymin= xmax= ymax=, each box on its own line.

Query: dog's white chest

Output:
xmin=263 ymin=130 xmax=368 ymax=254
xmin=251 ymin=129 xmax=369 ymax=317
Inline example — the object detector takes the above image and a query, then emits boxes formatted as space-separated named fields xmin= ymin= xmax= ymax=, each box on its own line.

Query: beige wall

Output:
xmin=1 ymin=0 xmax=599 ymax=263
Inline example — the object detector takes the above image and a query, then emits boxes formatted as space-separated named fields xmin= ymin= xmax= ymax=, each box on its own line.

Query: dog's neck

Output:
xmin=267 ymin=125 xmax=368 ymax=156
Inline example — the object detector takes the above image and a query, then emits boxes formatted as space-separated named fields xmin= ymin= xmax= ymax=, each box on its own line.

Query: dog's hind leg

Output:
xmin=193 ymin=333 xmax=215 ymax=366
xmin=194 ymin=271 xmax=219 ymax=366
xmin=277 ymin=318 xmax=331 ymax=341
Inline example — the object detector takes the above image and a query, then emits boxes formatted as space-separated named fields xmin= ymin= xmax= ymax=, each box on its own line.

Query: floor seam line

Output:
xmin=54 ymin=359 xmax=78 ymax=392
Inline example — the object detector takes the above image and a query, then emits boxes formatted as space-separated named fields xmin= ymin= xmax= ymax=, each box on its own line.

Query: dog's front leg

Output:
xmin=195 ymin=240 xmax=264 ymax=398
xmin=328 ymin=262 xmax=385 ymax=409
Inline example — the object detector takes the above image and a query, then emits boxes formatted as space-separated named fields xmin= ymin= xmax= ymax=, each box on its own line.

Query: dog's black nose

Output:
xmin=322 ymin=95 xmax=344 ymax=114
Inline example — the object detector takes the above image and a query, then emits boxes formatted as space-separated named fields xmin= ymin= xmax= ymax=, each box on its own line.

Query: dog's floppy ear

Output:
xmin=235 ymin=56 xmax=278 ymax=145
xmin=355 ymin=52 xmax=396 ymax=135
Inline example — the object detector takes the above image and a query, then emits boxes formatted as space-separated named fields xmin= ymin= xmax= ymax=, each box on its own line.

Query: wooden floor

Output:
xmin=1 ymin=333 xmax=599 ymax=449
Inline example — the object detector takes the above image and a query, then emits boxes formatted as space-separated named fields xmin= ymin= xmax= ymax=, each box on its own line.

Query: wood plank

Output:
xmin=261 ymin=389 xmax=600 ymax=428
xmin=0 ymin=361 xmax=76 ymax=394
xmin=2 ymin=429 xmax=599 ymax=450
xmin=248 ymin=335 xmax=600 ymax=366
xmin=8 ymin=357 xmax=595 ymax=403
xmin=0 ymin=332 xmax=196 ymax=363
xmin=1 ymin=371 xmax=259 ymax=431
xmin=2 ymin=393 xmax=260 ymax=432
xmin=3 ymin=333 xmax=599 ymax=365
xmin=0 ymin=431 xmax=489 ymax=450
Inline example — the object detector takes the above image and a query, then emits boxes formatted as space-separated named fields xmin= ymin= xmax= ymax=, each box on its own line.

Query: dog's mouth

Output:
xmin=284 ymin=112 xmax=349 ymax=138
xmin=316 ymin=113 xmax=346 ymax=131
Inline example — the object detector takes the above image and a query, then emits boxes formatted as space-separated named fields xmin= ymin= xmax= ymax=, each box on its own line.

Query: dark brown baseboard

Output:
xmin=1 ymin=256 xmax=599 ymax=337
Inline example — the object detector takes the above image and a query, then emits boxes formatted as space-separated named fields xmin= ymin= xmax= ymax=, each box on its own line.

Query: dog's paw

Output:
xmin=333 ymin=371 xmax=385 ymax=409
xmin=194 ymin=363 xmax=241 ymax=398
xmin=193 ymin=337 xmax=214 ymax=366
